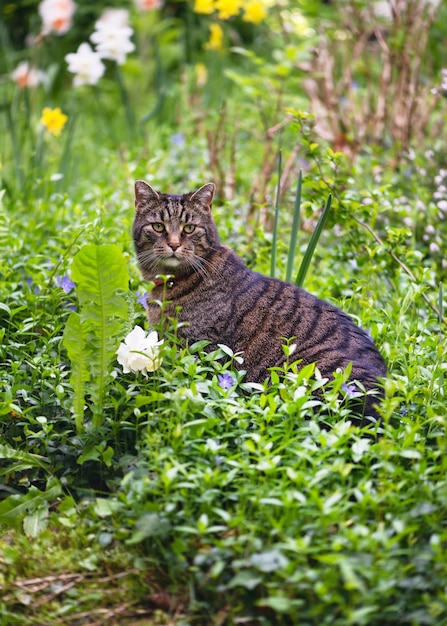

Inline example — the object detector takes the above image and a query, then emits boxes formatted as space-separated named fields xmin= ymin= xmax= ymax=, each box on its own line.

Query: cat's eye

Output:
xmin=183 ymin=224 xmax=196 ymax=234
xmin=152 ymin=222 xmax=165 ymax=233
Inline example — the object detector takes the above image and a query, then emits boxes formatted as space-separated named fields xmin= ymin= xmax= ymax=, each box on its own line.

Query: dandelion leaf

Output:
xmin=62 ymin=311 xmax=91 ymax=432
xmin=69 ymin=244 xmax=130 ymax=428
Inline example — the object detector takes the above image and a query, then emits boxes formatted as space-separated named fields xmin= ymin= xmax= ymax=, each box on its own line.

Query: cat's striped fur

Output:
xmin=133 ymin=181 xmax=386 ymax=422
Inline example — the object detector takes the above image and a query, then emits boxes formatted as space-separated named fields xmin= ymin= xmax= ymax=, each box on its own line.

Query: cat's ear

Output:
xmin=190 ymin=183 xmax=215 ymax=211
xmin=135 ymin=180 xmax=160 ymax=210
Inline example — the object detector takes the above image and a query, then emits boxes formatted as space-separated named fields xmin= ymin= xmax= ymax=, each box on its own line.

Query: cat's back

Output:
xmin=172 ymin=246 xmax=386 ymax=387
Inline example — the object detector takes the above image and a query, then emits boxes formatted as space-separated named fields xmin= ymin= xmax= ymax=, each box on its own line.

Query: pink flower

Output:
xmin=134 ymin=0 xmax=163 ymax=11
xmin=38 ymin=0 xmax=77 ymax=36
xmin=11 ymin=61 xmax=45 ymax=89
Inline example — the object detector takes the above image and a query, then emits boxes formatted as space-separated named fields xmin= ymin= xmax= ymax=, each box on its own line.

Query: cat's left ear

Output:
xmin=191 ymin=183 xmax=215 ymax=211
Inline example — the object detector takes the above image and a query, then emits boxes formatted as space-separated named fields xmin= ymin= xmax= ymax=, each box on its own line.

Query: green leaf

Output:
xmin=227 ymin=570 xmax=263 ymax=590
xmin=285 ymin=170 xmax=302 ymax=283
xmin=62 ymin=312 xmax=90 ymax=433
xmin=270 ymin=151 xmax=282 ymax=278
xmin=67 ymin=244 xmax=130 ymax=429
xmin=71 ymin=244 xmax=129 ymax=314
xmin=0 ymin=478 xmax=61 ymax=526
xmin=295 ymin=193 xmax=332 ymax=287
xmin=127 ymin=513 xmax=171 ymax=544
xmin=0 ymin=444 xmax=49 ymax=474
xmin=23 ymin=504 xmax=49 ymax=538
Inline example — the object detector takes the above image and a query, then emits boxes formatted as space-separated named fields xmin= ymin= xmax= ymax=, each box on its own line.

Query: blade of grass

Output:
xmin=270 ymin=151 xmax=282 ymax=278
xmin=295 ymin=193 xmax=332 ymax=287
xmin=439 ymin=283 xmax=443 ymax=325
xmin=285 ymin=170 xmax=302 ymax=283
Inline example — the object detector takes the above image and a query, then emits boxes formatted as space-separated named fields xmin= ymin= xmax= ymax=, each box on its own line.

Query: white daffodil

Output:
xmin=90 ymin=22 xmax=135 ymax=65
xmin=65 ymin=43 xmax=105 ymax=86
xmin=116 ymin=326 xmax=163 ymax=376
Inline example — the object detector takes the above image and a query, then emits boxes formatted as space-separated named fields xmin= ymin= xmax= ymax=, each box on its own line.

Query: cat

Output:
xmin=133 ymin=180 xmax=387 ymax=423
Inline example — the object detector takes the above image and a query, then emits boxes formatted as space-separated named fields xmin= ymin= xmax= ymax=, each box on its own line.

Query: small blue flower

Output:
xmin=137 ymin=291 xmax=148 ymax=309
xmin=57 ymin=275 xmax=75 ymax=294
xmin=25 ymin=277 xmax=40 ymax=294
xmin=363 ymin=328 xmax=374 ymax=342
xmin=171 ymin=132 xmax=185 ymax=147
xmin=218 ymin=373 xmax=235 ymax=390
xmin=341 ymin=382 xmax=362 ymax=399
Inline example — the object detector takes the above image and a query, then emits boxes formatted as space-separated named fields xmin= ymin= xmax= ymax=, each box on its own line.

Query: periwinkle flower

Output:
xmin=56 ymin=275 xmax=76 ymax=293
xmin=218 ymin=372 xmax=235 ymax=390
xmin=341 ymin=382 xmax=363 ymax=399
xmin=137 ymin=291 xmax=148 ymax=309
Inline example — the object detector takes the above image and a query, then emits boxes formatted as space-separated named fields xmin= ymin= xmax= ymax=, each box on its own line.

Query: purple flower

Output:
xmin=341 ymin=382 xmax=362 ymax=399
xmin=137 ymin=291 xmax=148 ymax=309
xmin=363 ymin=328 xmax=374 ymax=342
xmin=26 ymin=277 xmax=40 ymax=294
xmin=218 ymin=373 xmax=235 ymax=390
xmin=171 ymin=132 xmax=185 ymax=147
xmin=57 ymin=275 xmax=76 ymax=294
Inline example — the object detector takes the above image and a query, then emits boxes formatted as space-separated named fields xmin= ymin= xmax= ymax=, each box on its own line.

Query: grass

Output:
xmin=1 ymin=1 xmax=447 ymax=624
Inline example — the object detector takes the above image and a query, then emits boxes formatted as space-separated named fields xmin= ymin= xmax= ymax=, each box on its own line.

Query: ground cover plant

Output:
xmin=1 ymin=0 xmax=447 ymax=624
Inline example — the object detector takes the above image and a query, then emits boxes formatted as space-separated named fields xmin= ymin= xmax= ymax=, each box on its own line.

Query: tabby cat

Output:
xmin=133 ymin=181 xmax=386 ymax=422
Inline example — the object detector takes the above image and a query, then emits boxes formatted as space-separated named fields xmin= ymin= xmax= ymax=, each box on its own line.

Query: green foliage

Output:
xmin=1 ymin=0 xmax=447 ymax=624
xmin=62 ymin=244 xmax=130 ymax=431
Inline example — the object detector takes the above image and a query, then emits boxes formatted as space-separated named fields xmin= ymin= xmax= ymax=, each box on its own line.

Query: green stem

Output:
xmin=114 ymin=64 xmax=135 ymax=136
xmin=285 ymin=170 xmax=302 ymax=283
xmin=295 ymin=194 xmax=332 ymax=287
xmin=270 ymin=151 xmax=282 ymax=278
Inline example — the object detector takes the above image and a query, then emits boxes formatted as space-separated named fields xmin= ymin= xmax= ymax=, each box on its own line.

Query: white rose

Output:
xmin=116 ymin=326 xmax=163 ymax=376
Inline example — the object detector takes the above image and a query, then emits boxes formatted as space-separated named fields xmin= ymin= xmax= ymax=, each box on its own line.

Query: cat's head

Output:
xmin=133 ymin=181 xmax=220 ymax=281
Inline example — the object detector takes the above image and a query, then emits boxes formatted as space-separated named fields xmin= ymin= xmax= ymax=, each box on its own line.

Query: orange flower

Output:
xmin=40 ymin=107 xmax=68 ymax=137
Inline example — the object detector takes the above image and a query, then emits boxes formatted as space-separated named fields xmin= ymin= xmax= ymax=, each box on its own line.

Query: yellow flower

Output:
xmin=40 ymin=107 xmax=68 ymax=137
xmin=195 ymin=63 xmax=208 ymax=87
xmin=204 ymin=23 xmax=224 ymax=51
xmin=194 ymin=0 xmax=215 ymax=14
xmin=215 ymin=0 xmax=241 ymax=20
xmin=242 ymin=0 xmax=268 ymax=24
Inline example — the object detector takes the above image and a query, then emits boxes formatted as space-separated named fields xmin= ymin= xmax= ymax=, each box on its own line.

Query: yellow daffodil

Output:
xmin=195 ymin=63 xmax=208 ymax=86
xmin=242 ymin=0 xmax=268 ymax=24
xmin=215 ymin=0 xmax=241 ymax=20
xmin=194 ymin=0 xmax=215 ymax=14
xmin=40 ymin=107 xmax=68 ymax=137
xmin=204 ymin=23 xmax=224 ymax=51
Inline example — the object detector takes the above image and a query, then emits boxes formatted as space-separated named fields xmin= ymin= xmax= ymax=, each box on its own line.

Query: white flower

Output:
xmin=65 ymin=43 xmax=105 ymax=87
xmin=95 ymin=8 xmax=130 ymax=28
xmin=11 ymin=61 xmax=45 ymax=89
xmin=38 ymin=0 xmax=76 ymax=35
xmin=116 ymin=326 xmax=163 ymax=376
xmin=90 ymin=22 xmax=135 ymax=65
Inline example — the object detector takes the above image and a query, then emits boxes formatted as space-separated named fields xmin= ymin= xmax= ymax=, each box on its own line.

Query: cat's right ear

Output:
xmin=191 ymin=183 xmax=215 ymax=211
xmin=135 ymin=180 xmax=159 ymax=211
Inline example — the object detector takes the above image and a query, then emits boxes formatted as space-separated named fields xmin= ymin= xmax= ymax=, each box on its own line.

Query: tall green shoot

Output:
xmin=271 ymin=163 xmax=332 ymax=287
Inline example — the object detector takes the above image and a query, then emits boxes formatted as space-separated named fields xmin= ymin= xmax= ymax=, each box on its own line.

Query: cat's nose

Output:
xmin=168 ymin=241 xmax=181 ymax=251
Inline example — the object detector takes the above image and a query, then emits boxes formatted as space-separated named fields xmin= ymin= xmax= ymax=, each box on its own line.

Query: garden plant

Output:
xmin=0 ymin=0 xmax=446 ymax=624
